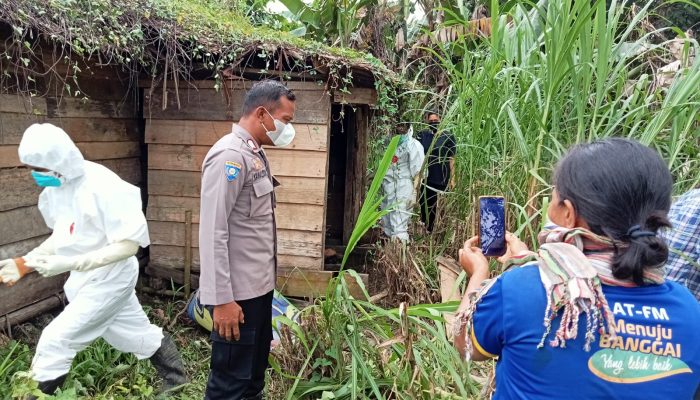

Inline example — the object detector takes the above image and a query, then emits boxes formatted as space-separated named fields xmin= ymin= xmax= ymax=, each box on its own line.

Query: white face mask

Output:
xmin=262 ymin=108 xmax=295 ymax=147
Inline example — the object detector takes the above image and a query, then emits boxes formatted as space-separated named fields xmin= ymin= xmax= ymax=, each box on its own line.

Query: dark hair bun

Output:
xmin=612 ymin=211 xmax=671 ymax=284
xmin=554 ymin=139 xmax=673 ymax=285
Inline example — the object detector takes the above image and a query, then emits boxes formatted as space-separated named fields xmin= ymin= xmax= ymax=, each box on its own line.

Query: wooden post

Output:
xmin=184 ymin=209 xmax=192 ymax=299
xmin=0 ymin=294 xmax=65 ymax=332
xmin=343 ymin=106 xmax=368 ymax=244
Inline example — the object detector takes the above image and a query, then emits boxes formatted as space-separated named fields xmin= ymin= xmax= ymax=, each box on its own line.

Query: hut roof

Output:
xmin=0 ymin=0 xmax=398 ymax=88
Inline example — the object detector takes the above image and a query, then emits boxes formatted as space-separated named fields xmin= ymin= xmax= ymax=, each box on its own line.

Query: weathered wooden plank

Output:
xmin=148 ymin=170 xmax=201 ymax=197
xmin=278 ymin=254 xmax=323 ymax=270
xmin=54 ymin=118 xmax=139 ymax=143
xmin=276 ymin=268 xmax=369 ymax=299
xmin=144 ymin=87 xmax=330 ymax=124
xmin=145 ymin=120 xmax=328 ymax=152
xmin=0 ymin=92 xmax=137 ymax=119
xmin=147 ymin=195 xmax=324 ymax=231
xmin=143 ymin=87 xmax=243 ymax=121
xmin=148 ymin=170 xmax=325 ymax=205
xmin=148 ymin=244 xmax=322 ymax=271
xmin=286 ymin=124 xmax=329 ymax=152
xmin=148 ymin=144 xmax=327 ymax=177
xmin=148 ymin=221 xmax=323 ymax=258
xmin=0 ymin=272 xmax=67 ymax=316
xmin=0 ymin=94 xmax=48 ymax=115
xmin=0 ymin=294 xmax=65 ymax=327
xmin=44 ymin=71 xmax=134 ymax=102
xmin=0 ymin=159 xmax=141 ymax=212
xmin=141 ymin=80 xmax=326 ymax=91
xmin=146 ymin=120 xmax=231 ymax=146
xmin=0 ymin=113 xmax=43 ymax=144
xmin=0 ymin=167 xmax=41 ymax=211
xmin=0 ymin=235 xmax=49 ymax=259
xmin=147 ymin=144 xmax=206 ymax=171
xmin=0 ymin=206 xmax=50 ymax=245
xmin=144 ymin=264 xmax=367 ymax=298
xmin=333 ymin=88 xmax=378 ymax=106
xmin=0 ymin=145 xmax=20 ymax=168
xmin=266 ymin=148 xmax=328 ymax=181
xmin=0 ymin=142 xmax=140 ymax=168
xmin=51 ymin=97 xmax=137 ymax=119
xmin=98 ymin=158 xmax=143 ymax=186
xmin=62 ymin=78 xmax=134 ymax=102
xmin=78 ymin=142 xmax=141 ymax=161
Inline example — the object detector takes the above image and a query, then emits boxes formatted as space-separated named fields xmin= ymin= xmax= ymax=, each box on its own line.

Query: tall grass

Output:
xmin=272 ymin=0 xmax=699 ymax=398
xmin=269 ymin=132 xmax=481 ymax=399
xmin=271 ymin=275 xmax=479 ymax=399
xmin=424 ymin=0 xmax=699 ymax=247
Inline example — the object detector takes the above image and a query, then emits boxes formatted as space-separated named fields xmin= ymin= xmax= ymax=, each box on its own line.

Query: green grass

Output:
xmin=408 ymin=0 xmax=699 ymax=251
xmin=269 ymin=276 xmax=481 ymax=400
xmin=271 ymin=1 xmax=699 ymax=397
xmin=3 ymin=297 xmax=210 ymax=400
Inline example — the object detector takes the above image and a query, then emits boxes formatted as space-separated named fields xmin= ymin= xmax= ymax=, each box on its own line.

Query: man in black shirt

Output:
xmin=416 ymin=111 xmax=457 ymax=233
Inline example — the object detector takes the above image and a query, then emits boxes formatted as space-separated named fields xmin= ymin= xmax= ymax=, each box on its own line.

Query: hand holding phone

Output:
xmin=459 ymin=236 xmax=489 ymax=276
xmin=479 ymin=196 xmax=506 ymax=257
xmin=497 ymin=232 xmax=530 ymax=264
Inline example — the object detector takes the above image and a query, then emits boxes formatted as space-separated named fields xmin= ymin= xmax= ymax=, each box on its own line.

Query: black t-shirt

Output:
xmin=417 ymin=129 xmax=456 ymax=188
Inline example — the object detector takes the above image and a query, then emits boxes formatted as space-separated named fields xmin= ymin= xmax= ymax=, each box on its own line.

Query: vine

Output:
xmin=0 ymin=0 xmax=405 ymax=120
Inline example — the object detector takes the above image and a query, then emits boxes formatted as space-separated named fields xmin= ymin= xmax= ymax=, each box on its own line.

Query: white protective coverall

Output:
xmin=17 ymin=124 xmax=163 ymax=382
xmin=381 ymin=129 xmax=425 ymax=242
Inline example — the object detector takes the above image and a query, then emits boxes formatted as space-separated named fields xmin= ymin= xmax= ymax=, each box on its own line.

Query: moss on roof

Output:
xmin=0 ymin=0 xmax=396 ymax=83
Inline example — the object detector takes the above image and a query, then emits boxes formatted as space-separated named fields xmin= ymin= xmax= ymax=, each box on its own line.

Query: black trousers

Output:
xmin=205 ymin=291 xmax=273 ymax=400
xmin=419 ymin=183 xmax=447 ymax=233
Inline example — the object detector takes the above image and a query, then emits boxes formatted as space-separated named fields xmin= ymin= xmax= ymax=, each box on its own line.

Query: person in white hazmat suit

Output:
xmin=381 ymin=125 xmax=425 ymax=242
xmin=0 ymin=123 xmax=186 ymax=397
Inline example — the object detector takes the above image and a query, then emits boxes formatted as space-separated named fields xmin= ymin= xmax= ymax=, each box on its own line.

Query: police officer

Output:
xmin=198 ymin=80 xmax=296 ymax=400
xmin=417 ymin=111 xmax=457 ymax=233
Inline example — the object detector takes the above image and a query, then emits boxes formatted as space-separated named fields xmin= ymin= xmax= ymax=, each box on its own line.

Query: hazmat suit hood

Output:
xmin=18 ymin=123 xmax=85 ymax=180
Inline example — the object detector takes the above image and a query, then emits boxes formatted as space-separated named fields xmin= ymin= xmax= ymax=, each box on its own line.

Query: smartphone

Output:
xmin=479 ymin=196 xmax=506 ymax=257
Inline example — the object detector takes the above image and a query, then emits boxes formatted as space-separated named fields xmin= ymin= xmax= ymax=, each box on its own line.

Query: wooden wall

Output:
xmin=143 ymin=81 xmax=331 ymax=274
xmin=0 ymin=61 xmax=141 ymax=321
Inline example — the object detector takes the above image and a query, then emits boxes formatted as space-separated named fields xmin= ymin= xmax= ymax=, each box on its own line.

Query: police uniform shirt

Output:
xmin=198 ymin=124 xmax=277 ymax=305
xmin=417 ymin=129 xmax=457 ymax=188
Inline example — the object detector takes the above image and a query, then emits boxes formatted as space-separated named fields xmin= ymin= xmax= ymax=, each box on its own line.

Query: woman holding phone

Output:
xmin=454 ymin=138 xmax=700 ymax=399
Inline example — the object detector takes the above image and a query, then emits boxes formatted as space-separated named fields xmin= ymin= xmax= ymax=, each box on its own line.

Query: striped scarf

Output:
xmin=455 ymin=226 xmax=665 ymax=357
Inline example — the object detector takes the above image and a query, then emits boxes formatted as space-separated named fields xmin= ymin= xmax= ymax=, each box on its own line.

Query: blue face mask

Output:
xmin=31 ymin=171 xmax=63 ymax=187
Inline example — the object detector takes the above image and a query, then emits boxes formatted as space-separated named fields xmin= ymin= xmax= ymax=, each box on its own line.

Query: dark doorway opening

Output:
xmin=325 ymin=104 xmax=352 ymax=247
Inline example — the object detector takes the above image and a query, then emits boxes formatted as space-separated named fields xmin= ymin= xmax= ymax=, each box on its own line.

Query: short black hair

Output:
xmin=425 ymin=110 xmax=439 ymax=119
xmin=242 ymin=80 xmax=296 ymax=115
xmin=554 ymin=138 xmax=672 ymax=285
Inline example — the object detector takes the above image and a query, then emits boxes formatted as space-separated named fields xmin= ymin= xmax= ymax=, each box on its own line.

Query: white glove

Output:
xmin=0 ymin=258 xmax=22 ymax=284
xmin=24 ymin=240 xmax=139 ymax=276
xmin=25 ymin=235 xmax=56 ymax=258
xmin=24 ymin=255 xmax=75 ymax=277
xmin=72 ymin=240 xmax=138 ymax=272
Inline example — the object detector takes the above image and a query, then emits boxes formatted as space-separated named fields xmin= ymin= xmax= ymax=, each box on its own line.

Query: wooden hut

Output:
xmin=141 ymin=79 xmax=377 ymax=298
xmin=0 ymin=1 xmax=395 ymax=327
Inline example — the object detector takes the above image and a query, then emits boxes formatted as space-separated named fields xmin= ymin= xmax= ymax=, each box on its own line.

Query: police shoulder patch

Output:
xmin=224 ymin=161 xmax=242 ymax=182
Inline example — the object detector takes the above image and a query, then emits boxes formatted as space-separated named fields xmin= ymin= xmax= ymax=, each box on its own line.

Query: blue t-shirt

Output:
xmin=472 ymin=264 xmax=700 ymax=400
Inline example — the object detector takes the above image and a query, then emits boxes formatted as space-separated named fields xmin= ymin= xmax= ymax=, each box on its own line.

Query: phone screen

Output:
xmin=479 ymin=196 xmax=506 ymax=257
